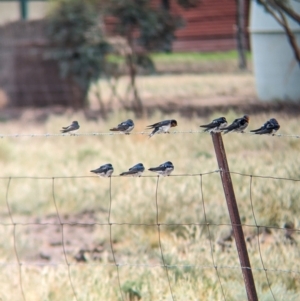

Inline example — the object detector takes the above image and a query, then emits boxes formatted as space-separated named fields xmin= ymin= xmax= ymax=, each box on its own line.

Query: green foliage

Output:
xmin=46 ymin=0 xmax=111 ymax=101
xmin=104 ymin=0 xmax=185 ymax=114
xmin=138 ymin=8 xmax=184 ymax=52
xmin=151 ymin=50 xmax=252 ymax=62
xmin=130 ymin=54 xmax=156 ymax=72
xmin=106 ymin=0 xmax=183 ymax=59
xmin=121 ymin=280 xmax=142 ymax=300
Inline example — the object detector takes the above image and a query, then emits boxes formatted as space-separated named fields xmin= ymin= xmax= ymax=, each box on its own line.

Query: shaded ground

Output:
xmin=143 ymin=98 xmax=300 ymax=118
xmin=1 ymin=98 xmax=300 ymax=123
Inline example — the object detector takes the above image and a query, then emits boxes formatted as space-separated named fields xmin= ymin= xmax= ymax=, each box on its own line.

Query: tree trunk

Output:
xmin=236 ymin=0 xmax=247 ymax=70
xmin=126 ymin=27 xmax=143 ymax=116
xmin=161 ymin=0 xmax=170 ymax=10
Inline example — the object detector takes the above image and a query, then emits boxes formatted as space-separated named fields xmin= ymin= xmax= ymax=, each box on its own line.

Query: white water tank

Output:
xmin=250 ymin=1 xmax=300 ymax=101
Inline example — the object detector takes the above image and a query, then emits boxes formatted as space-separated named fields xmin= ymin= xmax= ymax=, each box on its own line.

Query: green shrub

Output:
xmin=46 ymin=0 xmax=111 ymax=105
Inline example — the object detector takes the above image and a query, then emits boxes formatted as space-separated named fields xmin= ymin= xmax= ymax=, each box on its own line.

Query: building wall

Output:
xmin=170 ymin=0 xmax=250 ymax=51
xmin=0 ymin=0 xmax=249 ymax=52
xmin=0 ymin=20 xmax=83 ymax=107
xmin=106 ymin=0 xmax=250 ymax=52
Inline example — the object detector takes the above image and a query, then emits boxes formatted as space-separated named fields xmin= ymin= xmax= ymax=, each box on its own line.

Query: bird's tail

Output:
xmin=148 ymin=167 xmax=159 ymax=172
xmin=120 ymin=171 xmax=132 ymax=176
xmin=148 ymin=128 xmax=158 ymax=138
xmin=109 ymin=128 xmax=118 ymax=132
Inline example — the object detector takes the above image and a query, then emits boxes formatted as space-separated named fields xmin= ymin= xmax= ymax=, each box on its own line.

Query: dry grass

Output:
xmin=0 ymin=108 xmax=299 ymax=300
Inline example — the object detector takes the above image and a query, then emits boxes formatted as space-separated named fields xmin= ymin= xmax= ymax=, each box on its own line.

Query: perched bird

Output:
xmin=148 ymin=161 xmax=174 ymax=176
xmin=60 ymin=121 xmax=80 ymax=134
xmin=120 ymin=163 xmax=145 ymax=177
xmin=90 ymin=163 xmax=114 ymax=178
xmin=200 ymin=117 xmax=227 ymax=133
xmin=222 ymin=115 xmax=249 ymax=134
xmin=110 ymin=119 xmax=134 ymax=135
xmin=250 ymin=118 xmax=280 ymax=135
xmin=147 ymin=119 xmax=177 ymax=138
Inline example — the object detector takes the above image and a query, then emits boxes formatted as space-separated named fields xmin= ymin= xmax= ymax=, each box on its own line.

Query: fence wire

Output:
xmin=1 ymin=171 xmax=300 ymax=300
xmin=199 ymin=174 xmax=226 ymax=301
xmin=5 ymin=177 xmax=26 ymax=301
xmin=0 ymin=130 xmax=299 ymax=139
xmin=249 ymin=175 xmax=276 ymax=301
xmin=52 ymin=178 xmax=79 ymax=301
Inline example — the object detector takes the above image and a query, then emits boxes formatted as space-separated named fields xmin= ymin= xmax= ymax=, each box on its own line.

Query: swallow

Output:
xmin=148 ymin=161 xmax=174 ymax=176
xmin=60 ymin=121 xmax=80 ymax=134
xmin=222 ymin=115 xmax=249 ymax=134
xmin=120 ymin=163 xmax=145 ymax=177
xmin=200 ymin=117 xmax=227 ymax=133
xmin=147 ymin=119 xmax=177 ymax=138
xmin=250 ymin=118 xmax=280 ymax=135
xmin=90 ymin=163 xmax=114 ymax=178
xmin=110 ymin=119 xmax=134 ymax=134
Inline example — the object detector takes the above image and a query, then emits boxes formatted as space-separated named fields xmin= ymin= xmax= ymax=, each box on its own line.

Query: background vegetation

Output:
xmin=45 ymin=0 xmax=205 ymax=112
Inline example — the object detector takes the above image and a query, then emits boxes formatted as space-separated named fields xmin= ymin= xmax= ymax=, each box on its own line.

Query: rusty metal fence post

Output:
xmin=211 ymin=132 xmax=258 ymax=301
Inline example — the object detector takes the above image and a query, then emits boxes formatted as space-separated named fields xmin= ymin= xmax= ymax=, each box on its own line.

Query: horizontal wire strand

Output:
xmin=0 ymin=170 xmax=220 ymax=180
xmin=0 ymin=262 xmax=298 ymax=276
xmin=2 ymin=169 xmax=300 ymax=181
xmin=0 ymin=131 xmax=299 ymax=139
xmin=0 ymin=222 xmax=299 ymax=233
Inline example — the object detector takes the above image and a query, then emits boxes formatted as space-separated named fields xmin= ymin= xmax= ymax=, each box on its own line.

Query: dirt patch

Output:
xmin=16 ymin=211 xmax=112 ymax=264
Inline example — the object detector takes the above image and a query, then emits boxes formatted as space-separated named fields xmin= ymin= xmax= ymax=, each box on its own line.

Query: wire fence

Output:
xmin=0 ymin=130 xmax=300 ymax=139
xmin=1 ymin=166 xmax=300 ymax=301
xmin=0 ymin=127 xmax=299 ymax=301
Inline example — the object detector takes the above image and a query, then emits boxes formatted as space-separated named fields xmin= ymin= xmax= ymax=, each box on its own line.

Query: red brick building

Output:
xmin=106 ymin=0 xmax=250 ymax=52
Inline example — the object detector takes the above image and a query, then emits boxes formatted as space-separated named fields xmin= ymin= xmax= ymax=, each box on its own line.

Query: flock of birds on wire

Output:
xmin=60 ymin=115 xmax=280 ymax=178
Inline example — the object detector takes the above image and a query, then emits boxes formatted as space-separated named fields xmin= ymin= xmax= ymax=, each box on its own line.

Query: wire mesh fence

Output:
xmin=1 ymin=162 xmax=300 ymax=300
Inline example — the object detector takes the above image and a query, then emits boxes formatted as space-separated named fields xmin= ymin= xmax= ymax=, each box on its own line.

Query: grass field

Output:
xmin=0 ymin=108 xmax=300 ymax=301
xmin=0 ymin=59 xmax=300 ymax=300
xmin=107 ymin=50 xmax=253 ymax=74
